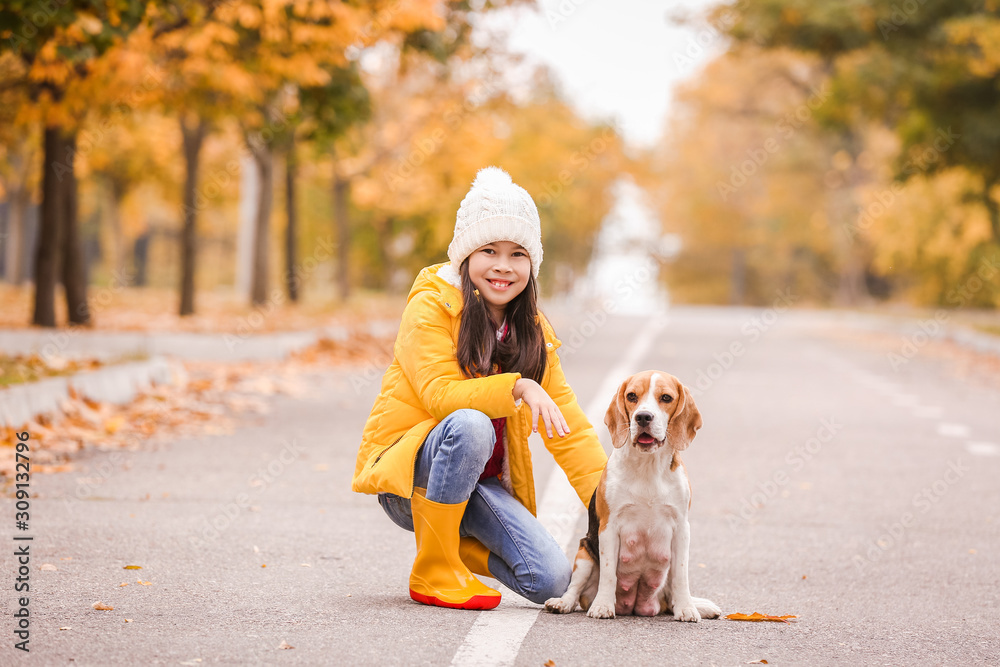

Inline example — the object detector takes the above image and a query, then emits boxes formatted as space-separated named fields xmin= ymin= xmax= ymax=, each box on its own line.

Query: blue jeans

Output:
xmin=378 ymin=409 xmax=571 ymax=604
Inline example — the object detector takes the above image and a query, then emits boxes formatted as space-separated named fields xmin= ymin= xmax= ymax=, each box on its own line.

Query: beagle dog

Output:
xmin=544 ymin=370 xmax=721 ymax=621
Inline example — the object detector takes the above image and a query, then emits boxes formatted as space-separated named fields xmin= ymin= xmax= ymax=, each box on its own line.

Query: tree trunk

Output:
xmin=235 ymin=153 xmax=258 ymax=298
xmin=33 ymin=127 xmax=64 ymax=327
xmin=134 ymin=232 xmax=150 ymax=287
xmin=3 ymin=144 xmax=30 ymax=284
xmin=831 ymin=135 xmax=871 ymax=307
xmin=59 ymin=130 xmax=90 ymax=325
xmin=4 ymin=182 xmax=28 ymax=284
xmin=831 ymin=183 xmax=869 ymax=307
xmin=729 ymin=247 xmax=746 ymax=306
xmin=373 ymin=216 xmax=399 ymax=291
xmin=284 ymin=141 xmax=298 ymax=302
xmin=105 ymin=176 xmax=127 ymax=275
xmin=333 ymin=174 xmax=351 ymax=302
xmin=983 ymin=173 xmax=1000 ymax=245
xmin=179 ymin=114 xmax=207 ymax=316
xmin=249 ymin=141 xmax=273 ymax=306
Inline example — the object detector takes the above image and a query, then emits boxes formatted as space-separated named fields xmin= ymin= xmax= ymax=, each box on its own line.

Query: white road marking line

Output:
xmin=966 ymin=442 xmax=1000 ymax=457
xmin=449 ymin=313 xmax=669 ymax=667
xmin=937 ymin=422 xmax=972 ymax=438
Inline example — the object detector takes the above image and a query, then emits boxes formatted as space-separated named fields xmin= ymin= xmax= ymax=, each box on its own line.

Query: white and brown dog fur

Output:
xmin=544 ymin=370 xmax=721 ymax=621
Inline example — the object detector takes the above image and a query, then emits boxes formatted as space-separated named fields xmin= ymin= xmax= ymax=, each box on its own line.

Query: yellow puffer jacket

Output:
xmin=351 ymin=261 xmax=608 ymax=515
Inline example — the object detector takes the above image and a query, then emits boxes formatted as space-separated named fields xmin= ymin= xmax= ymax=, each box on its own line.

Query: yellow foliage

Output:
xmin=236 ymin=4 xmax=263 ymax=29
xmin=649 ymin=48 xmax=848 ymax=305
xmin=946 ymin=16 xmax=1000 ymax=77
xmin=336 ymin=52 xmax=624 ymax=288
xmin=863 ymin=168 xmax=995 ymax=304
xmin=77 ymin=14 xmax=104 ymax=36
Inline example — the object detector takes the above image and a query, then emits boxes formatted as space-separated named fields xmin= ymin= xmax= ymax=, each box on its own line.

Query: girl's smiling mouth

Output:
xmin=487 ymin=279 xmax=513 ymax=291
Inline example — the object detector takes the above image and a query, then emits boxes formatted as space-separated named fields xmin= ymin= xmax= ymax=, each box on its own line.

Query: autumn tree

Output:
xmin=0 ymin=52 xmax=39 ymax=286
xmin=148 ymin=1 xmax=450 ymax=309
xmin=0 ymin=2 xmax=160 ymax=325
xmin=295 ymin=68 xmax=371 ymax=301
xmin=320 ymin=2 xmax=592 ymax=300
xmin=342 ymin=52 xmax=626 ymax=296
xmin=715 ymin=0 xmax=1000 ymax=300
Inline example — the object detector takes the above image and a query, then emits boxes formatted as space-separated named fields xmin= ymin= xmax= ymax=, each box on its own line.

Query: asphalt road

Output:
xmin=4 ymin=305 xmax=998 ymax=666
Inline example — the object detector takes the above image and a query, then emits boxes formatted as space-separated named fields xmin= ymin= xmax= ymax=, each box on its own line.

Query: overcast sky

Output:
xmin=480 ymin=0 xmax=727 ymax=149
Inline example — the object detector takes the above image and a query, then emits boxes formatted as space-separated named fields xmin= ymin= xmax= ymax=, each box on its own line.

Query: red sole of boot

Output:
xmin=410 ymin=589 xmax=501 ymax=610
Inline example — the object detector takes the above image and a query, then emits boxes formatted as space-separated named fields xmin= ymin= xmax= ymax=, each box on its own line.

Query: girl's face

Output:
xmin=467 ymin=241 xmax=531 ymax=322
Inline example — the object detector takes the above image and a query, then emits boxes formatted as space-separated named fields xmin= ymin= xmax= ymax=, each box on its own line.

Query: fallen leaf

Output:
xmin=544 ymin=661 xmax=556 ymax=667
xmin=726 ymin=612 xmax=797 ymax=623
xmin=137 ymin=580 xmax=152 ymax=585
xmin=123 ymin=565 xmax=142 ymax=570
xmin=747 ymin=660 xmax=768 ymax=665
xmin=92 ymin=602 xmax=114 ymax=611
xmin=277 ymin=641 xmax=294 ymax=649
xmin=301 ymin=563 xmax=311 ymax=567
xmin=261 ymin=564 xmax=267 ymax=568
xmin=125 ymin=618 xmax=132 ymax=623
xmin=59 ymin=627 xmax=71 ymax=631
xmin=104 ymin=415 xmax=125 ymax=434
xmin=119 ymin=583 xmax=129 ymax=587
xmin=40 ymin=563 xmax=57 ymax=571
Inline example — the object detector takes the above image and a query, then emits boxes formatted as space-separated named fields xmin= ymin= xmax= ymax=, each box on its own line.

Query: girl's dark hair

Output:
xmin=456 ymin=257 xmax=547 ymax=384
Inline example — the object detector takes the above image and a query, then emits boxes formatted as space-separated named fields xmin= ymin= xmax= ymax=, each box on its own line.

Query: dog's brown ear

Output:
xmin=604 ymin=379 xmax=629 ymax=449
xmin=666 ymin=382 xmax=702 ymax=451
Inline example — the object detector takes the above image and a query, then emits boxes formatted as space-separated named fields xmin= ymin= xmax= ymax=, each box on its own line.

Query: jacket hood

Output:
xmin=406 ymin=262 xmax=466 ymax=316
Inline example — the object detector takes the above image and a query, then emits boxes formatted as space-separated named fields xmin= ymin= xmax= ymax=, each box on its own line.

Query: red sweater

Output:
xmin=479 ymin=319 xmax=509 ymax=481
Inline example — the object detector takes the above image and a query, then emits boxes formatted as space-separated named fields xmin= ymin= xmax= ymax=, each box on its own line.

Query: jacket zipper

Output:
xmin=373 ymin=435 xmax=404 ymax=466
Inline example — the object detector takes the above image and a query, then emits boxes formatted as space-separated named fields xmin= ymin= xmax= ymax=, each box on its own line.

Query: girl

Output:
xmin=352 ymin=166 xmax=608 ymax=610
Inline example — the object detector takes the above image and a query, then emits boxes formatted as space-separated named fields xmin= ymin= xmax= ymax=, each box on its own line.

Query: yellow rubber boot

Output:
xmin=459 ymin=537 xmax=493 ymax=578
xmin=412 ymin=488 xmax=496 ymax=577
xmin=409 ymin=489 xmax=501 ymax=610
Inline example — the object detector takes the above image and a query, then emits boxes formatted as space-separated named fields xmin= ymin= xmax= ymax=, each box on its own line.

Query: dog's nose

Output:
xmin=634 ymin=411 xmax=653 ymax=427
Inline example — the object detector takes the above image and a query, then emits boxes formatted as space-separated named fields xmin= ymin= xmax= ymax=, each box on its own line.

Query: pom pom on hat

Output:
xmin=447 ymin=166 xmax=543 ymax=280
xmin=470 ymin=166 xmax=514 ymax=190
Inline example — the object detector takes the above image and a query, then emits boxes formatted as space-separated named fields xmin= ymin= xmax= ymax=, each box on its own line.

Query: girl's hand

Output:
xmin=514 ymin=378 xmax=571 ymax=438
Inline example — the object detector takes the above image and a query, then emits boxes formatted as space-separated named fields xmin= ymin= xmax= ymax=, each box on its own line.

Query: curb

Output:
xmin=945 ymin=325 xmax=1000 ymax=357
xmin=769 ymin=308 xmax=1000 ymax=360
xmin=0 ymin=356 xmax=182 ymax=429
xmin=0 ymin=319 xmax=401 ymax=363
xmin=0 ymin=320 xmax=403 ymax=428
xmin=844 ymin=312 xmax=1000 ymax=359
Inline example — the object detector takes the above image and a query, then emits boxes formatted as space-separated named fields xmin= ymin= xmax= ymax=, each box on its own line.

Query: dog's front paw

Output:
xmin=673 ymin=604 xmax=701 ymax=623
xmin=586 ymin=597 xmax=616 ymax=619
xmin=544 ymin=596 xmax=576 ymax=614
xmin=693 ymin=597 xmax=721 ymax=619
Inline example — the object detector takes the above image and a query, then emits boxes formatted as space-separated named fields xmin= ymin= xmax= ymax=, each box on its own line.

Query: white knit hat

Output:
xmin=447 ymin=166 xmax=543 ymax=280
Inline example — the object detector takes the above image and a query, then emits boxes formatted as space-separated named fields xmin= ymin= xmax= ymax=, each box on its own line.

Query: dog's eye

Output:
xmin=661 ymin=394 xmax=674 ymax=403
xmin=626 ymin=392 xmax=637 ymax=402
